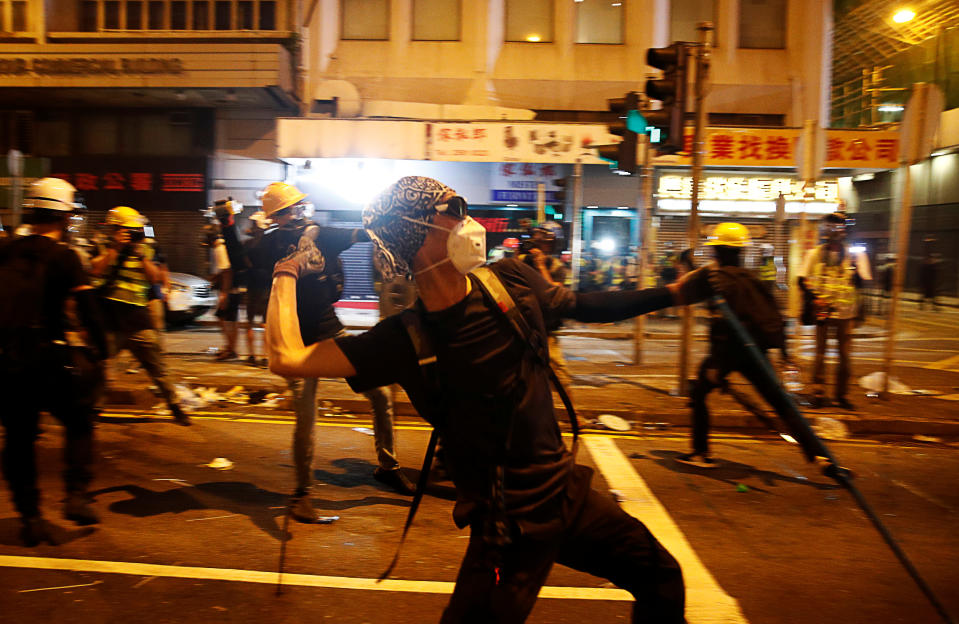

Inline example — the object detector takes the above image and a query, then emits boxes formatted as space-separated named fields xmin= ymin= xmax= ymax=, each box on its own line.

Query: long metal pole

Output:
xmin=634 ymin=134 xmax=653 ymax=364
xmin=678 ymin=22 xmax=712 ymax=396
xmin=882 ymin=83 xmax=928 ymax=397
xmin=570 ymin=159 xmax=584 ymax=291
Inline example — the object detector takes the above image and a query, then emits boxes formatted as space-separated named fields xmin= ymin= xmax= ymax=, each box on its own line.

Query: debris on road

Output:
xmin=597 ymin=414 xmax=632 ymax=432
xmin=913 ymin=434 xmax=942 ymax=443
xmin=352 ymin=427 xmax=375 ymax=436
xmin=205 ymin=457 xmax=234 ymax=470
xmin=859 ymin=372 xmax=911 ymax=394
xmin=736 ymin=483 xmax=750 ymax=493
xmin=813 ymin=417 xmax=849 ymax=440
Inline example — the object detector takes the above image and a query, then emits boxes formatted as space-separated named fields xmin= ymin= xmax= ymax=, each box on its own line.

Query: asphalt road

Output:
xmin=1 ymin=409 xmax=957 ymax=624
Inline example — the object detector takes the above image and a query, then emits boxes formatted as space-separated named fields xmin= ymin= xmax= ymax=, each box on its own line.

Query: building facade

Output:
xmin=4 ymin=0 xmax=838 ymax=286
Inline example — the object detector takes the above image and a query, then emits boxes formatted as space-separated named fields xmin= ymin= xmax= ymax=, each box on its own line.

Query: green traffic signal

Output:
xmin=626 ymin=110 xmax=647 ymax=134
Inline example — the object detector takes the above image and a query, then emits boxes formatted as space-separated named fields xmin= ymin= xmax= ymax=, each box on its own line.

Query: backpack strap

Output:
xmin=470 ymin=266 xmax=580 ymax=452
xmin=378 ymin=309 xmax=440 ymax=582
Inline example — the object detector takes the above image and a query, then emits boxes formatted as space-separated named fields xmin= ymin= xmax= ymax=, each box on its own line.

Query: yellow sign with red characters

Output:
xmin=666 ymin=127 xmax=900 ymax=169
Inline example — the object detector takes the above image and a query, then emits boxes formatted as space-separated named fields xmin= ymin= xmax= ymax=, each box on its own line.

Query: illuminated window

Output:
xmin=505 ymin=0 xmax=553 ymax=43
xmin=739 ymin=0 xmax=786 ymax=49
xmin=670 ymin=0 xmax=715 ymax=43
xmin=576 ymin=0 xmax=624 ymax=44
xmin=412 ymin=0 xmax=460 ymax=41
xmin=341 ymin=0 xmax=390 ymax=40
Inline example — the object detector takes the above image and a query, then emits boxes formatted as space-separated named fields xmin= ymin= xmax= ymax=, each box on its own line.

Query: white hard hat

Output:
xmin=261 ymin=182 xmax=307 ymax=218
xmin=23 ymin=177 xmax=78 ymax=212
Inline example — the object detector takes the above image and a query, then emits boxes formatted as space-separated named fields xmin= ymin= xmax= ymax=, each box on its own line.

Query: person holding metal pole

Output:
xmin=674 ymin=223 xmax=792 ymax=468
xmin=797 ymin=212 xmax=871 ymax=410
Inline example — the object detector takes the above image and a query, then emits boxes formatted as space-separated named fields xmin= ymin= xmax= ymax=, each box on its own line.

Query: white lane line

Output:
xmin=583 ymin=435 xmax=748 ymax=624
xmin=0 ymin=555 xmax=631 ymax=602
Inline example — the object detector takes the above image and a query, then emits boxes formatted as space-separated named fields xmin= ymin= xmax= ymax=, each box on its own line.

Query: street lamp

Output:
xmin=892 ymin=8 xmax=915 ymax=24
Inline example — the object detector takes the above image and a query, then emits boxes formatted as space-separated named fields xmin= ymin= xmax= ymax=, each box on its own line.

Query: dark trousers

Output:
xmin=440 ymin=488 xmax=686 ymax=624
xmin=690 ymin=348 xmax=790 ymax=456
xmin=813 ymin=319 xmax=852 ymax=400
xmin=0 ymin=368 xmax=98 ymax=520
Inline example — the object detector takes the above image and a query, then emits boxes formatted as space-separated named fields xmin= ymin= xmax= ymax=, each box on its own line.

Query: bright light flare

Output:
xmin=526 ymin=34 xmax=541 ymax=42
xmin=892 ymin=9 xmax=915 ymax=23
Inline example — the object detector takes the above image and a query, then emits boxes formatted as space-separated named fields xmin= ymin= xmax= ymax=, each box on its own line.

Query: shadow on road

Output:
xmin=641 ymin=449 xmax=839 ymax=492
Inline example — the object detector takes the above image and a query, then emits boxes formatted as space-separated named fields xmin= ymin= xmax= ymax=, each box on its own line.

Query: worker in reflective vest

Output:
xmin=798 ymin=212 xmax=871 ymax=411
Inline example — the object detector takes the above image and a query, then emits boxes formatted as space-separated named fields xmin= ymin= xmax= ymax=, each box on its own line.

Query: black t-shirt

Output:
xmin=336 ymin=259 xmax=592 ymax=536
xmin=253 ymin=222 xmax=359 ymax=345
xmin=0 ymin=234 xmax=88 ymax=340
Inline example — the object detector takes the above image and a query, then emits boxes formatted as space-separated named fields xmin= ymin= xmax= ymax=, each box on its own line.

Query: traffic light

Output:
xmin=597 ymin=91 xmax=640 ymax=175
xmin=644 ymin=43 xmax=689 ymax=154
xmin=553 ymin=177 xmax=568 ymax=204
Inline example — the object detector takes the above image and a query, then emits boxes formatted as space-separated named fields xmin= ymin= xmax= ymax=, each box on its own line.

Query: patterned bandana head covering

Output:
xmin=363 ymin=176 xmax=455 ymax=279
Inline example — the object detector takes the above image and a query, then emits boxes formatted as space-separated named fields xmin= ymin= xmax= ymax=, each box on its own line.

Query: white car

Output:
xmin=165 ymin=272 xmax=217 ymax=325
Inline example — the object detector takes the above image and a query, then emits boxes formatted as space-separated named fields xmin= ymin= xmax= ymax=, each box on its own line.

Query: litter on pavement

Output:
xmin=859 ymin=372 xmax=911 ymax=394
xmin=597 ymin=414 xmax=632 ymax=432
xmin=812 ymin=417 xmax=849 ymax=440
xmin=205 ymin=457 xmax=234 ymax=470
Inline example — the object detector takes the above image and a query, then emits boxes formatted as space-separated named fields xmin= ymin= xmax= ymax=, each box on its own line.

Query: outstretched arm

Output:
xmin=266 ymin=271 xmax=356 ymax=379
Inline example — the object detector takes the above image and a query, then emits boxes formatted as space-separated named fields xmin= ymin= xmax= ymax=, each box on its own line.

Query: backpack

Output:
xmin=710 ymin=265 xmax=785 ymax=350
xmin=0 ymin=237 xmax=49 ymax=336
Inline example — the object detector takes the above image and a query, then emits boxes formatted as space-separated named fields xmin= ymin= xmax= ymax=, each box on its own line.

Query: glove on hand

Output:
xmin=273 ymin=234 xmax=326 ymax=280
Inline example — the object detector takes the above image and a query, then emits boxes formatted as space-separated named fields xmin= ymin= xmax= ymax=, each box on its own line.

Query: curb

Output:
xmin=103 ymin=386 xmax=959 ymax=438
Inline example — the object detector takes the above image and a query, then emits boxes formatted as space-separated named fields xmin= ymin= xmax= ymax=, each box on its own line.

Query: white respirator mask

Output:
xmin=405 ymin=215 xmax=487 ymax=275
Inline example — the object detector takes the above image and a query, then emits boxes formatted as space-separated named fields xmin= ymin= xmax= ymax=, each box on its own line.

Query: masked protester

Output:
xmin=245 ymin=182 xmax=413 ymax=522
xmin=672 ymin=223 xmax=791 ymax=468
xmin=798 ymin=212 xmax=871 ymax=410
xmin=267 ymin=176 xmax=703 ymax=623
xmin=516 ymin=221 xmax=575 ymax=407
xmin=0 ymin=178 xmax=109 ymax=545
xmin=90 ymin=206 xmax=189 ymax=425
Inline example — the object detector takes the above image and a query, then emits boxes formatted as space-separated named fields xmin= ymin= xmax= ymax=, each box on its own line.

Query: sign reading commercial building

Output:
xmin=0 ymin=57 xmax=184 ymax=75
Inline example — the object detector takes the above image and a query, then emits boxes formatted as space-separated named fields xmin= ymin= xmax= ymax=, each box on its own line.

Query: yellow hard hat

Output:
xmin=706 ymin=222 xmax=750 ymax=247
xmin=106 ymin=206 xmax=145 ymax=228
xmin=261 ymin=182 xmax=307 ymax=218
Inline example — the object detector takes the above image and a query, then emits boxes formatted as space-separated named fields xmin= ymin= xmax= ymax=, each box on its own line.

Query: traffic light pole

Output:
xmin=570 ymin=159 xmax=584 ymax=291
xmin=678 ymin=22 xmax=713 ymax=396
xmin=634 ymin=134 xmax=654 ymax=365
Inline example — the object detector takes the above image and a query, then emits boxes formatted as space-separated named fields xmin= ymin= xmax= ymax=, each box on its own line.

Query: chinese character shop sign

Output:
xmin=672 ymin=127 xmax=899 ymax=169
xmin=428 ymin=123 xmax=617 ymax=164
xmin=50 ymin=157 xmax=208 ymax=212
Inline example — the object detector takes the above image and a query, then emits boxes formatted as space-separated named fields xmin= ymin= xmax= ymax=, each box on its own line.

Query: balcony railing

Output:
xmin=70 ymin=0 xmax=288 ymax=33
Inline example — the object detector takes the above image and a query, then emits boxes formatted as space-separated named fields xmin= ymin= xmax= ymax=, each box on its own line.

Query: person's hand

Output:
xmin=213 ymin=203 xmax=234 ymax=227
xmin=273 ymin=235 xmax=326 ymax=280
xmin=112 ymin=228 xmax=131 ymax=248
xmin=529 ymin=247 xmax=547 ymax=269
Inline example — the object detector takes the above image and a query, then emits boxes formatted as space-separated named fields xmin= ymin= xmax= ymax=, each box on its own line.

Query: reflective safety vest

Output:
xmin=100 ymin=244 xmax=154 ymax=307
xmin=807 ymin=245 xmax=857 ymax=320
xmin=759 ymin=257 xmax=777 ymax=283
